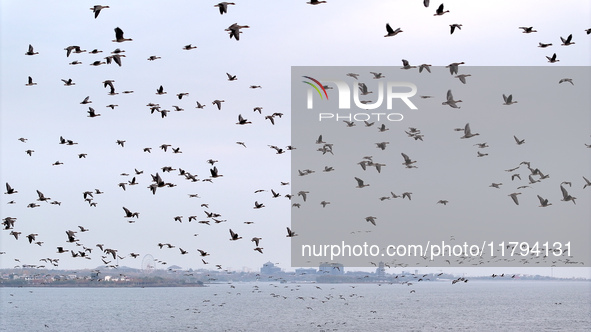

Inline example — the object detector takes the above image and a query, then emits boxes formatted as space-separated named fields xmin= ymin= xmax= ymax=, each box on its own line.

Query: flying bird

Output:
xmin=25 ymin=44 xmax=38 ymax=56
xmin=384 ymin=24 xmax=403 ymax=37
xmin=215 ymin=2 xmax=235 ymax=15
xmin=455 ymin=74 xmax=471 ymax=84
xmin=401 ymin=59 xmax=416 ymax=70
xmin=434 ymin=3 xmax=449 ymax=16
xmin=419 ymin=64 xmax=432 ymax=73
xmin=5 ymin=183 xmax=18 ymax=194
xmin=25 ymin=76 xmax=37 ymax=86
xmin=236 ymin=114 xmax=252 ymax=125
xmin=513 ymin=136 xmax=525 ymax=145
xmin=122 ymin=207 xmax=139 ymax=218
xmin=307 ymin=0 xmax=327 ymax=5
xmin=519 ymin=27 xmax=537 ymax=33
xmin=87 ymin=107 xmax=101 ymax=118
xmin=212 ymin=100 xmax=224 ymax=110
xmin=226 ymin=23 xmax=250 ymax=41
xmin=546 ymin=53 xmax=559 ymax=63
xmin=226 ymin=73 xmax=237 ymax=81
xmin=62 ymin=78 xmax=76 ymax=86
xmin=560 ymin=185 xmax=576 ymax=204
xmin=508 ymin=192 xmax=521 ymax=205
xmin=286 ymin=227 xmax=297 ymax=237
xmin=446 ymin=62 xmax=464 ymax=75
xmin=365 ymin=216 xmax=377 ymax=226
xmin=90 ymin=5 xmax=110 ymax=18
xmin=537 ymin=195 xmax=552 ymax=207
xmin=156 ymin=85 xmax=166 ymax=95
xmin=229 ymin=229 xmax=242 ymax=241
xmin=401 ymin=153 xmax=416 ymax=167
xmin=113 ymin=27 xmax=133 ymax=42
xmin=210 ymin=166 xmax=223 ymax=178
xmin=442 ymin=89 xmax=462 ymax=108
xmin=450 ymin=24 xmax=462 ymax=34
xmin=355 ymin=177 xmax=369 ymax=188
xmin=560 ymin=34 xmax=575 ymax=46
xmin=503 ymin=94 xmax=518 ymax=105
xmin=460 ymin=123 xmax=479 ymax=139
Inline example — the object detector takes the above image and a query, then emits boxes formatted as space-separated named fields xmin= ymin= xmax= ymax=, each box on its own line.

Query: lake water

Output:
xmin=1 ymin=281 xmax=590 ymax=331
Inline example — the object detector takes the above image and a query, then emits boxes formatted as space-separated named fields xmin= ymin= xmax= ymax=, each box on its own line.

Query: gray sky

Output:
xmin=1 ymin=0 xmax=590 ymax=278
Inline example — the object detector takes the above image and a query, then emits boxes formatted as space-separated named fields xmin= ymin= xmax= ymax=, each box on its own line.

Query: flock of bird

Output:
xmin=2 ymin=1 xmax=590 ymax=277
xmin=291 ymin=59 xmax=588 ymax=267
xmin=1 ymin=4 xmax=590 ymax=332
xmin=3 ymin=2 xmax=306 ymax=273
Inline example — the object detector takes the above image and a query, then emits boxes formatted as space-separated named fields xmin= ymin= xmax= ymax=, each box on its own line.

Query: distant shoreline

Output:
xmin=1 ymin=279 xmax=589 ymax=288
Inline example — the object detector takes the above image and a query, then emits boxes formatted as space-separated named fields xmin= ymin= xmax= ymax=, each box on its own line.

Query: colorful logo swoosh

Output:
xmin=302 ymin=76 xmax=328 ymax=100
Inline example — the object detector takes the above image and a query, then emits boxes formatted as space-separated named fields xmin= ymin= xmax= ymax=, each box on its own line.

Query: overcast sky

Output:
xmin=1 ymin=1 xmax=590 ymax=278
